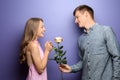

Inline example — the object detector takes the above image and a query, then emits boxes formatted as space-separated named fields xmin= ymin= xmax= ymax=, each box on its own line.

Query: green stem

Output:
xmin=57 ymin=43 xmax=61 ymax=64
xmin=60 ymin=71 xmax=64 ymax=80
xmin=59 ymin=63 xmax=64 ymax=80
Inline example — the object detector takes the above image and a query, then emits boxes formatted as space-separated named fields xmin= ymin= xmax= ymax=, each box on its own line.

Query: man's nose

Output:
xmin=75 ymin=19 xmax=78 ymax=23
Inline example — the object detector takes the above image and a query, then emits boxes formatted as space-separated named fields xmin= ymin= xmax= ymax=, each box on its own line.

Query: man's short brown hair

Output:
xmin=73 ymin=5 xmax=94 ymax=19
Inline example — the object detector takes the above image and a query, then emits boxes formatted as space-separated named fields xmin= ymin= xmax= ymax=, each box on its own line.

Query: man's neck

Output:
xmin=85 ymin=20 xmax=95 ymax=32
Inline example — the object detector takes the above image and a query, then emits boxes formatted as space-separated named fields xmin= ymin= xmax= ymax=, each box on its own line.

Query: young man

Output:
xmin=59 ymin=5 xmax=120 ymax=80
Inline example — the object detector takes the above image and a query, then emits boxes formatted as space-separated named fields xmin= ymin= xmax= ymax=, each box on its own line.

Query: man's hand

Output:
xmin=59 ymin=64 xmax=72 ymax=73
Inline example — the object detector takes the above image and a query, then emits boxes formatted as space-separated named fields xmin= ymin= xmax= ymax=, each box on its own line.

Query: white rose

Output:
xmin=54 ymin=37 xmax=63 ymax=43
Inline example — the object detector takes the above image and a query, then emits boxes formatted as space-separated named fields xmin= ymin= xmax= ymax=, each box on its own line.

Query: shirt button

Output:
xmin=88 ymin=68 xmax=90 ymax=71
xmin=89 ymin=77 xmax=91 ymax=79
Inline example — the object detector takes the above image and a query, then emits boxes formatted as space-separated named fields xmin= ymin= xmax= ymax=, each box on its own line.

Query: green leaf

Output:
xmin=59 ymin=53 xmax=63 ymax=57
xmin=60 ymin=59 xmax=67 ymax=64
xmin=58 ymin=49 xmax=63 ymax=53
xmin=61 ymin=52 xmax=66 ymax=57
xmin=63 ymin=57 xmax=66 ymax=59
xmin=63 ymin=50 xmax=67 ymax=54
xmin=59 ymin=46 xmax=63 ymax=49
xmin=56 ymin=60 xmax=59 ymax=64
xmin=62 ymin=60 xmax=67 ymax=64
xmin=53 ymin=47 xmax=58 ymax=52
xmin=53 ymin=53 xmax=58 ymax=58
xmin=55 ymin=48 xmax=58 ymax=52
xmin=56 ymin=58 xmax=61 ymax=64
xmin=52 ymin=47 xmax=56 ymax=50
xmin=58 ymin=51 xmax=66 ymax=57
xmin=54 ymin=56 xmax=58 ymax=60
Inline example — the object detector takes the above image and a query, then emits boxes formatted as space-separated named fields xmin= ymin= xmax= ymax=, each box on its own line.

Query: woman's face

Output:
xmin=37 ymin=21 xmax=46 ymax=38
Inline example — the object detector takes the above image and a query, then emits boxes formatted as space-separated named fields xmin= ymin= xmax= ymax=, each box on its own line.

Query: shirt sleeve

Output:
xmin=70 ymin=38 xmax=83 ymax=73
xmin=104 ymin=26 xmax=120 ymax=80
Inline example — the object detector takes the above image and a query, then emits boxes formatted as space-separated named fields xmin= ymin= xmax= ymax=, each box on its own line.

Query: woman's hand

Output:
xmin=45 ymin=41 xmax=53 ymax=53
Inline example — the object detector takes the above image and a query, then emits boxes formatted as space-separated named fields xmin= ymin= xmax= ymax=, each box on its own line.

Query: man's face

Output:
xmin=74 ymin=10 xmax=86 ymax=28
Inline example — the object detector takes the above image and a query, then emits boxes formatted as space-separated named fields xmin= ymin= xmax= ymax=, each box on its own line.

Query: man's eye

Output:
xmin=76 ymin=16 xmax=79 ymax=18
xmin=75 ymin=17 xmax=78 ymax=19
xmin=41 ymin=26 xmax=43 ymax=28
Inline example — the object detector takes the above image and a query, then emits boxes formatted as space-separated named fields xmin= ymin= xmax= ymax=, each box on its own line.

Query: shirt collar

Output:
xmin=84 ymin=23 xmax=98 ymax=33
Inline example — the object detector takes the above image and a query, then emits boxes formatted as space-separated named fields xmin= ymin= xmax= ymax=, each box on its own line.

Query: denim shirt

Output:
xmin=70 ymin=23 xmax=120 ymax=80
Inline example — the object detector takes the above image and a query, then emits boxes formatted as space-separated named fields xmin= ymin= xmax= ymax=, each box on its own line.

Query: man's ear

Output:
xmin=84 ymin=11 xmax=89 ymax=17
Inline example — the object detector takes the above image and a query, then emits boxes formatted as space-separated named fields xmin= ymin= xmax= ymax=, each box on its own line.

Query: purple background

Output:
xmin=0 ymin=0 xmax=120 ymax=80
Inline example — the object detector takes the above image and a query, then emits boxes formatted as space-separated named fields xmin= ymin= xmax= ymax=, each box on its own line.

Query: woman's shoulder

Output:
xmin=27 ymin=41 xmax=39 ymax=50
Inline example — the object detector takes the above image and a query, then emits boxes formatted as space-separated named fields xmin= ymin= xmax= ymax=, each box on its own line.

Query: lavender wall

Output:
xmin=0 ymin=0 xmax=120 ymax=80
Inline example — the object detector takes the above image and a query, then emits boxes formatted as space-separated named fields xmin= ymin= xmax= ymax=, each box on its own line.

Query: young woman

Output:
xmin=20 ymin=18 xmax=52 ymax=80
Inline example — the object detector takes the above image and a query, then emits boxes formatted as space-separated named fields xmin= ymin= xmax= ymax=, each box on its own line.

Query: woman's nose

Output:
xmin=44 ymin=27 xmax=46 ymax=31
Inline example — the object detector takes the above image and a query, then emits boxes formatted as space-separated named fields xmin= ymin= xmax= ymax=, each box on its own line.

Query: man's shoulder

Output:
xmin=96 ymin=23 xmax=112 ymax=30
xmin=102 ymin=25 xmax=112 ymax=32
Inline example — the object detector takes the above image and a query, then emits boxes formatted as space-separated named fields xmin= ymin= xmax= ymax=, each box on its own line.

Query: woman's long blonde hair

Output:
xmin=20 ymin=18 xmax=43 ymax=64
